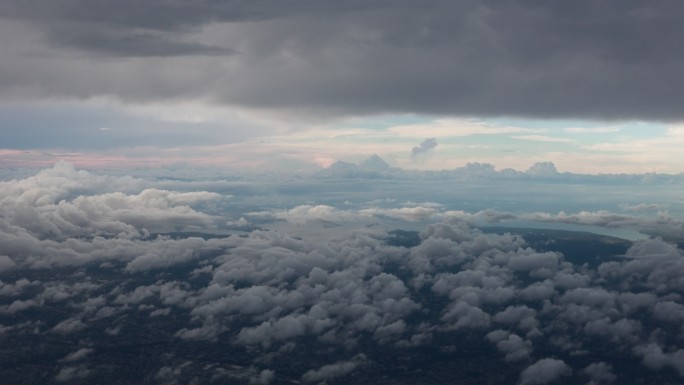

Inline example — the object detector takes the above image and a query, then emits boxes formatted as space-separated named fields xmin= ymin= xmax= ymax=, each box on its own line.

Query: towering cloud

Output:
xmin=411 ymin=138 xmax=438 ymax=162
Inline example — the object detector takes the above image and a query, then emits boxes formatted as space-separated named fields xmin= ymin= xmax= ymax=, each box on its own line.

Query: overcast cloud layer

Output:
xmin=3 ymin=1 xmax=684 ymax=119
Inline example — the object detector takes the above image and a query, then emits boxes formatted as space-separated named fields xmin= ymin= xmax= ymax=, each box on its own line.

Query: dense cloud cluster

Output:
xmin=250 ymin=203 xmax=683 ymax=243
xmin=1 ymin=163 xmax=684 ymax=384
xmin=0 ymin=162 xmax=224 ymax=269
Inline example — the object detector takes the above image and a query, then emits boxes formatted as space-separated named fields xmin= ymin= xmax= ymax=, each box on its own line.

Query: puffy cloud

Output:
xmin=493 ymin=306 xmax=538 ymax=332
xmin=1 ymin=299 xmax=39 ymax=314
xmin=519 ymin=358 xmax=571 ymax=385
xmin=652 ymin=301 xmax=684 ymax=322
xmin=599 ymin=238 xmax=684 ymax=292
xmin=523 ymin=210 xmax=646 ymax=228
xmin=0 ymin=161 xmax=144 ymax=206
xmin=508 ymin=251 xmax=562 ymax=273
xmin=55 ymin=364 xmax=91 ymax=382
xmin=525 ymin=162 xmax=559 ymax=177
xmin=522 ymin=210 xmax=683 ymax=237
xmin=0 ymin=164 xmax=236 ymax=271
xmin=440 ymin=301 xmax=491 ymax=330
xmin=519 ymin=281 xmax=556 ymax=301
xmin=582 ymin=362 xmax=617 ymax=385
xmin=60 ymin=348 xmax=94 ymax=363
xmin=253 ymin=203 xmax=442 ymax=225
xmin=1 ymin=210 xmax=682 ymax=382
xmin=0 ymin=255 xmax=16 ymax=272
xmin=359 ymin=206 xmax=440 ymax=222
xmin=237 ymin=315 xmax=307 ymax=347
xmin=154 ymin=365 xmax=184 ymax=384
xmin=486 ymin=331 xmax=533 ymax=362
xmin=411 ymin=138 xmax=438 ymax=162
xmin=51 ymin=317 xmax=87 ymax=334
xmin=250 ymin=369 xmax=275 ymax=385
xmin=22 ymin=188 xmax=220 ymax=238
xmin=301 ymin=355 xmax=366 ymax=383
xmin=0 ymin=162 xmax=222 ymax=244
xmin=633 ymin=344 xmax=684 ymax=377
xmin=0 ymin=278 xmax=40 ymax=297
xmin=124 ymin=237 xmax=227 ymax=272
xmin=248 ymin=205 xmax=355 ymax=226
xmin=560 ymin=288 xmax=616 ymax=309
xmin=621 ymin=203 xmax=669 ymax=212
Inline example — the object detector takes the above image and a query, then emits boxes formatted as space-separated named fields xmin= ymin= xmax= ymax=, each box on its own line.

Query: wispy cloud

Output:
xmin=388 ymin=119 xmax=547 ymax=138
xmin=564 ymin=126 xmax=622 ymax=134
xmin=511 ymin=135 xmax=574 ymax=143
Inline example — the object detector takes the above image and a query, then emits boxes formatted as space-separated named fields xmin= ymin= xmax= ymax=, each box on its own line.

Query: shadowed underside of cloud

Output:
xmin=1 ymin=163 xmax=684 ymax=384
xmin=4 ymin=1 xmax=684 ymax=119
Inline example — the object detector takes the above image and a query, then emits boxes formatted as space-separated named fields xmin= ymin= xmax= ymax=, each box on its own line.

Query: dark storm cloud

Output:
xmin=0 ymin=0 xmax=395 ymax=28
xmin=4 ymin=1 xmax=684 ymax=119
xmin=0 ymin=0 xmax=390 ymax=57
xmin=49 ymin=27 xmax=235 ymax=57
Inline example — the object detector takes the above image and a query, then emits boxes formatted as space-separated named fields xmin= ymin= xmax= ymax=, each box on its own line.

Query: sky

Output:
xmin=2 ymin=0 xmax=684 ymax=173
xmin=4 ymin=2 xmax=684 ymax=384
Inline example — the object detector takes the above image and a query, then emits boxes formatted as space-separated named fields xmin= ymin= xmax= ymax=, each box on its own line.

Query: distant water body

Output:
xmin=485 ymin=219 xmax=649 ymax=241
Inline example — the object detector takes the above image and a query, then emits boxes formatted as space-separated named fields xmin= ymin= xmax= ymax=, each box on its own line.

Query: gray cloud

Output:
xmin=486 ymin=331 xmax=533 ymax=362
xmin=633 ymin=344 xmax=684 ymax=377
xmin=582 ymin=362 xmax=617 ymax=385
xmin=3 ymin=163 xmax=684 ymax=383
xmin=59 ymin=348 xmax=94 ymax=363
xmin=519 ymin=358 xmax=572 ymax=385
xmin=3 ymin=1 xmax=684 ymax=119
xmin=55 ymin=364 xmax=91 ymax=382
xmin=411 ymin=138 xmax=438 ymax=162
xmin=48 ymin=25 xmax=235 ymax=57
xmin=0 ymin=255 xmax=16 ymax=272
xmin=301 ymin=355 xmax=366 ymax=383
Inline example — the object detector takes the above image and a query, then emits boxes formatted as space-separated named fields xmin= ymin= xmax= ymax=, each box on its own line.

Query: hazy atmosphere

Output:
xmin=2 ymin=1 xmax=684 ymax=384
